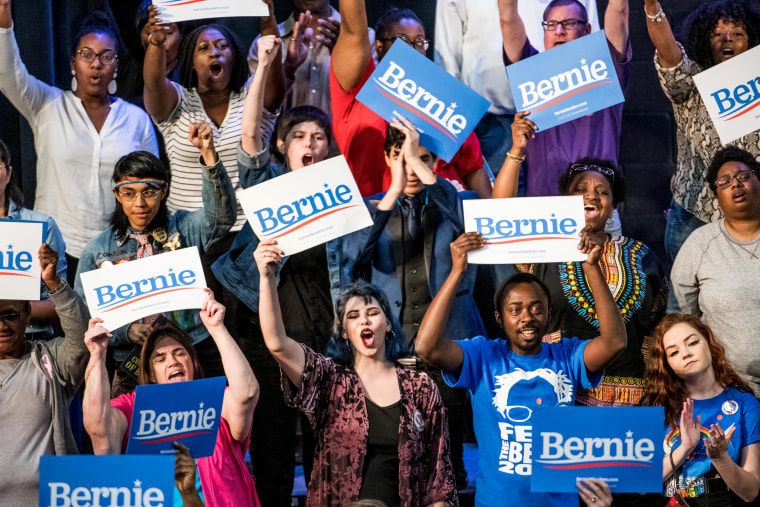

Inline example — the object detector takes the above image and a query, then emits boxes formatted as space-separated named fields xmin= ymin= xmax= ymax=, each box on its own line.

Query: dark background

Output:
xmin=1 ymin=0 xmax=706 ymax=269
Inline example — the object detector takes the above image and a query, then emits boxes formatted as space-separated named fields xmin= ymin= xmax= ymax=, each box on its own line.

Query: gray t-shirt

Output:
xmin=672 ymin=219 xmax=760 ymax=394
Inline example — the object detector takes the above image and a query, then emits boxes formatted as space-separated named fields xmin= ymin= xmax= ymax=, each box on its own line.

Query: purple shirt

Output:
xmin=507 ymin=38 xmax=631 ymax=196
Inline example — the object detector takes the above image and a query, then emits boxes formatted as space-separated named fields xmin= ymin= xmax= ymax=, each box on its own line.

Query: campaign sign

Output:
xmin=153 ymin=0 xmax=268 ymax=23
xmin=463 ymin=196 xmax=586 ymax=264
xmin=79 ymin=247 xmax=207 ymax=331
xmin=531 ymin=406 xmax=664 ymax=493
xmin=693 ymin=44 xmax=760 ymax=145
xmin=127 ymin=376 xmax=226 ymax=458
xmin=0 ymin=219 xmax=45 ymax=301
xmin=238 ymin=155 xmax=373 ymax=256
xmin=355 ymin=40 xmax=490 ymax=162
xmin=507 ymin=30 xmax=624 ymax=131
xmin=40 ymin=455 xmax=174 ymax=507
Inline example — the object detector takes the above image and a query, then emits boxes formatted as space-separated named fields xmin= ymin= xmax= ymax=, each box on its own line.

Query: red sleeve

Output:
xmin=110 ymin=392 xmax=136 ymax=452
xmin=447 ymin=132 xmax=484 ymax=179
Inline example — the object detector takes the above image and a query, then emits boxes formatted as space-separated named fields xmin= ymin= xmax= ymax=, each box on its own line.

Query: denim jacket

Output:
xmin=74 ymin=157 xmax=236 ymax=356
xmin=212 ymin=147 xmax=353 ymax=312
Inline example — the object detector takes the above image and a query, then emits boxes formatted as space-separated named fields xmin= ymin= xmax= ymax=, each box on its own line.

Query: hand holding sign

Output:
xmin=450 ymin=232 xmax=487 ymax=275
xmin=579 ymin=226 xmax=604 ymax=266
xmin=511 ymin=111 xmax=537 ymax=153
xmin=254 ymin=239 xmax=284 ymax=279
xmin=578 ymin=479 xmax=612 ymax=507
xmin=145 ymin=4 xmax=169 ymax=46
xmin=174 ymin=442 xmax=199 ymax=500
xmin=39 ymin=243 xmax=60 ymax=292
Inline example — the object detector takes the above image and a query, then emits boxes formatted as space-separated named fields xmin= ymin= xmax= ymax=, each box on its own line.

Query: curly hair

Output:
xmin=178 ymin=24 xmax=247 ymax=93
xmin=375 ymin=8 xmax=424 ymax=40
xmin=706 ymin=145 xmax=760 ymax=189
xmin=643 ymin=314 xmax=752 ymax=429
xmin=677 ymin=0 xmax=760 ymax=70
xmin=72 ymin=10 xmax=121 ymax=56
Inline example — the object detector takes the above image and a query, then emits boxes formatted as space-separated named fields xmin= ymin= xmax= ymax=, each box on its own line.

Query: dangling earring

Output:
xmin=108 ymin=72 xmax=118 ymax=95
xmin=71 ymin=70 xmax=77 ymax=92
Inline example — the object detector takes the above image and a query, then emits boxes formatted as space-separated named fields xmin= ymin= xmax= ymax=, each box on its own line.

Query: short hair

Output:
xmin=269 ymin=106 xmax=333 ymax=165
xmin=109 ymin=151 xmax=171 ymax=241
xmin=384 ymin=125 xmax=407 ymax=155
xmin=543 ymin=0 xmax=588 ymax=22
xmin=138 ymin=326 xmax=204 ymax=385
xmin=706 ymin=146 xmax=760 ymax=189
xmin=558 ymin=157 xmax=625 ymax=206
xmin=324 ymin=281 xmax=410 ymax=367
xmin=0 ymin=138 xmax=24 ymax=212
xmin=375 ymin=8 xmax=424 ymax=40
xmin=677 ymin=0 xmax=760 ymax=70
xmin=494 ymin=272 xmax=552 ymax=316
xmin=178 ymin=24 xmax=247 ymax=93
xmin=72 ymin=11 xmax=120 ymax=55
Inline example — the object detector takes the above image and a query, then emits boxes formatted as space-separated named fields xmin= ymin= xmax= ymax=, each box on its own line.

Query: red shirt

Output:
xmin=330 ymin=59 xmax=484 ymax=196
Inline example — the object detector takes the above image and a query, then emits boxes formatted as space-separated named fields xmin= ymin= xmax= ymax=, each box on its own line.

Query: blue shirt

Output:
xmin=444 ymin=336 xmax=601 ymax=507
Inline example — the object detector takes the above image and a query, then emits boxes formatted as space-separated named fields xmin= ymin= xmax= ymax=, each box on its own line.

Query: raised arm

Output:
xmin=200 ymin=290 xmax=259 ymax=442
xmin=142 ymin=4 xmax=179 ymax=123
xmin=331 ymin=0 xmax=372 ymax=91
xmin=492 ymin=111 xmax=536 ymax=199
xmin=416 ymin=233 xmax=486 ymax=372
xmin=82 ymin=319 xmax=128 ymax=454
xmin=579 ymin=231 xmax=627 ymax=372
xmin=708 ymin=424 xmax=760 ymax=502
xmin=254 ymin=240 xmax=306 ymax=386
xmin=643 ymin=0 xmax=681 ymax=68
xmin=259 ymin=0 xmax=287 ymax=113
xmin=498 ymin=0 xmax=528 ymax=64
xmin=241 ymin=35 xmax=280 ymax=156
xmin=604 ymin=0 xmax=629 ymax=57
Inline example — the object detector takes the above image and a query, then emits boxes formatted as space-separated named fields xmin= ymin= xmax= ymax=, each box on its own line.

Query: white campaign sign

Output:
xmin=693 ymin=45 xmax=760 ymax=145
xmin=153 ymin=0 xmax=268 ymax=23
xmin=463 ymin=196 xmax=587 ymax=264
xmin=0 ymin=220 xmax=44 ymax=300
xmin=79 ymin=247 xmax=207 ymax=331
xmin=238 ymin=155 xmax=373 ymax=256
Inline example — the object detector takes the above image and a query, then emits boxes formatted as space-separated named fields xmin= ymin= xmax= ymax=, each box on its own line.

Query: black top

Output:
xmin=359 ymin=398 xmax=402 ymax=507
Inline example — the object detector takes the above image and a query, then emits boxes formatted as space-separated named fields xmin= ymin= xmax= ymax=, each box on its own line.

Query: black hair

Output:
xmin=543 ymin=0 xmax=588 ymax=23
xmin=375 ymin=8 xmax=424 ymax=40
xmin=558 ymin=157 xmax=625 ymax=206
xmin=707 ymin=146 xmax=760 ymax=189
xmin=384 ymin=125 xmax=407 ymax=155
xmin=178 ymin=24 xmax=247 ymax=93
xmin=109 ymin=151 xmax=170 ymax=241
xmin=0 ymin=138 xmax=24 ymax=212
xmin=324 ymin=281 xmax=411 ymax=367
xmin=677 ymin=0 xmax=760 ymax=70
xmin=494 ymin=272 xmax=552 ymax=318
xmin=271 ymin=105 xmax=333 ymax=166
xmin=72 ymin=11 xmax=121 ymax=55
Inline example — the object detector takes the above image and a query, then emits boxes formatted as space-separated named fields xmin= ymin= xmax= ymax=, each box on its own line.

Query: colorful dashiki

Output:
xmin=519 ymin=236 xmax=668 ymax=406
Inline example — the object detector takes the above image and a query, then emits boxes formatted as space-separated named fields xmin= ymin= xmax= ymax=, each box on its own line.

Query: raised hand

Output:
xmin=199 ymin=288 xmax=225 ymax=331
xmin=257 ymin=34 xmax=281 ymax=69
xmin=314 ymin=17 xmax=340 ymax=52
xmin=511 ymin=111 xmax=536 ymax=153
xmin=579 ymin=226 xmax=603 ymax=267
xmin=679 ymin=398 xmax=702 ymax=454
xmin=145 ymin=5 xmax=170 ymax=46
xmin=38 ymin=243 xmax=61 ymax=291
xmin=285 ymin=11 xmax=314 ymax=78
xmin=705 ymin=422 xmax=735 ymax=460
xmin=187 ymin=122 xmax=217 ymax=165
xmin=450 ymin=232 xmax=487 ymax=275
xmin=254 ymin=239 xmax=284 ymax=278
xmin=84 ymin=317 xmax=112 ymax=358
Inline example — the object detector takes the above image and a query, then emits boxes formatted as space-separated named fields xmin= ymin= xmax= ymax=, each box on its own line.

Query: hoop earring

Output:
xmin=108 ymin=72 xmax=118 ymax=95
xmin=71 ymin=70 xmax=77 ymax=92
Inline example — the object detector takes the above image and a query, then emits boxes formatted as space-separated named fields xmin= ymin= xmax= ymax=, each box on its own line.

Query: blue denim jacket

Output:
xmin=212 ymin=147 xmax=353 ymax=312
xmin=74 ymin=157 xmax=236 ymax=356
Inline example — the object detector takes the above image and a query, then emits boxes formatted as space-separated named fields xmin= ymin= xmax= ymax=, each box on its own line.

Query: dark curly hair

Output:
xmin=178 ymin=24 xmax=247 ymax=93
xmin=375 ymin=8 xmax=424 ymax=40
xmin=643 ymin=314 xmax=752 ymax=429
xmin=324 ymin=281 xmax=410 ymax=367
xmin=677 ymin=0 xmax=760 ymax=70
xmin=706 ymin=145 xmax=760 ymax=189
xmin=558 ymin=157 xmax=625 ymax=206
xmin=72 ymin=11 xmax=120 ymax=55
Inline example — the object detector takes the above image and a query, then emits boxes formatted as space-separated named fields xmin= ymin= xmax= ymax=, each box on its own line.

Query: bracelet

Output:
xmin=148 ymin=33 xmax=167 ymax=48
xmin=645 ymin=2 xmax=666 ymax=23
xmin=506 ymin=151 xmax=526 ymax=163
xmin=47 ymin=277 xmax=68 ymax=296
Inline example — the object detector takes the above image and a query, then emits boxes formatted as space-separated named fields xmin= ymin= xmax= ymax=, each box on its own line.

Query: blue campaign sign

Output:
xmin=40 ymin=455 xmax=174 ymax=507
xmin=531 ymin=406 xmax=664 ymax=493
xmin=127 ymin=376 xmax=227 ymax=458
xmin=355 ymin=40 xmax=491 ymax=162
xmin=507 ymin=30 xmax=624 ymax=131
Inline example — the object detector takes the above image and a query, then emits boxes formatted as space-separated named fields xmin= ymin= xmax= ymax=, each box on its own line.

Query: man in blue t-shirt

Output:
xmin=416 ymin=231 xmax=627 ymax=506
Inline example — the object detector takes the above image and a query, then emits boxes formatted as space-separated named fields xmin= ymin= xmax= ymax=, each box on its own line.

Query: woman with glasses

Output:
xmin=643 ymin=0 xmax=760 ymax=262
xmin=494 ymin=113 xmax=668 ymax=410
xmin=74 ymin=122 xmax=236 ymax=396
xmin=0 ymin=3 xmax=158 ymax=281
xmin=671 ymin=147 xmax=760 ymax=397
xmin=644 ymin=314 xmax=760 ymax=505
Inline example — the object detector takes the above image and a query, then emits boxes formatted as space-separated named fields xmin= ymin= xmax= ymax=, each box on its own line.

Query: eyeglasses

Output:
xmin=568 ymin=163 xmax=615 ymax=183
xmin=380 ymin=35 xmax=430 ymax=52
xmin=715 ymin=170 xmax=755 ymax=189
xmin=541 ymin=18 xmax=586 ymax=31
xmin=76 ymin=48 xmax=118 ymax=65
xmin=0 ymin=312 xmax=23 ymax=325
xmin=117 ymin=187 xmax=164 ymax=201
